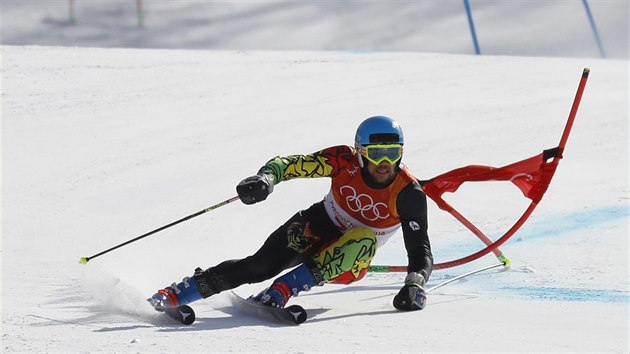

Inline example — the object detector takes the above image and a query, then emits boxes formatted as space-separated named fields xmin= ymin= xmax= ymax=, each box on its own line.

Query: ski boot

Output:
xmin=148 ymin=270 xmax=204 ymax=310
xmin=253 ymin=263 xmax=324 ymax=308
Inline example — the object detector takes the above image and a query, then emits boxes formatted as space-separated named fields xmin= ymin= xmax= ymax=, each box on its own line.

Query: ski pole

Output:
xmin=425 ymin=261 xmax=506 ymax=294
xmin=369 ymin=262 xmax=507 ymax=292
xmin=368 ymin=255 xmax=511 ymax=274
xmin=368 ymin=265 xmax=409 ymax=273
xmin=79 ymin=196 xmax=240 ymax=264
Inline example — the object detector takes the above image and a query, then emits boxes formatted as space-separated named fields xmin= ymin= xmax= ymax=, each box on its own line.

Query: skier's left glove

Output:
xmin=236 ymin=174 xmax=275 ymax=205
xmin=393 ymin=272 xmax=426 ymax=311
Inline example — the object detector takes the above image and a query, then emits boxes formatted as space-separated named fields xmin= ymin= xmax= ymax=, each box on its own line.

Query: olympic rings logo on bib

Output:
xmin=339 ymin=185 xmax=390 ymax=221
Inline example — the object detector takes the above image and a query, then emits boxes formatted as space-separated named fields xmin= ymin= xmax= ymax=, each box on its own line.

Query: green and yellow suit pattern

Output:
xmin=257 ymin=146 xmax=375 ymax=283
xmin=314 ymin=227 xmax=377 ymax=283
xmin=258 ymin=145 xmax=354 ymax=183
xmin=256 ymin=147 xmax=354 ymax=257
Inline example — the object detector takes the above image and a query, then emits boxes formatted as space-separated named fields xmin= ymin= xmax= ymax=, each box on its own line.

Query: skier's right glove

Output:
xmin=236 ymin=174 xmax=275 ymax=205
xmin=393 ymin=272 xmax=427 ymax=311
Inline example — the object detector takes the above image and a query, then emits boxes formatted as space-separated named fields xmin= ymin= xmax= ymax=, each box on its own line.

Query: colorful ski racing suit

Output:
xmin=197 ymin=145 xmax=433 ymax=295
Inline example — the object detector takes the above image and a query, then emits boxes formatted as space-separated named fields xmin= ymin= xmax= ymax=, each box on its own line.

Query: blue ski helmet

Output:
xmin=355 ymin=116 xmax=404 ymax=147
xmin=354 ymin=116 xmax=404 ymax=167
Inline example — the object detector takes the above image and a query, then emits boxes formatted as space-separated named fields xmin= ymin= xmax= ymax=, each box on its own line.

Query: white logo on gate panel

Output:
xmin=339 ymin=185 xmax=389 ymax=221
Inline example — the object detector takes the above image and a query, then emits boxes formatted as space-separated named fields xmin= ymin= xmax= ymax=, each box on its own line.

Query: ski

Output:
xmin=157 ymin=304 xmax=196 ymax=325
xmin=227 ymin=291 xmax=307 ymax=325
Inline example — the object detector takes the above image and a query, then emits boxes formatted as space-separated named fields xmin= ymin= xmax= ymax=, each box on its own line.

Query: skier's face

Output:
xmin=366 ymin=159 xmax=397 ymax=185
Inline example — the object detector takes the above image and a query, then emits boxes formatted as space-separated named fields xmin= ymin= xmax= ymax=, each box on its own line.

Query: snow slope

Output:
xmin=2 ymin=1 xmax=629 ymax=353
xmin=2 ymin=45 xmax=628 ymax=353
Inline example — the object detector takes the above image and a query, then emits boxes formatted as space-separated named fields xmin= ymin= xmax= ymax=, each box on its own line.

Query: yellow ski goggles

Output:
xmin=358 ymin=144 xmax=403 ymax=165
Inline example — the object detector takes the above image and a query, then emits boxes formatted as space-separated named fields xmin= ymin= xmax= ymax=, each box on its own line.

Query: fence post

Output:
xmin=463 ymin=0 xmax=481 ymax=55
xmin=137 ymin=0 xmax=145 ymax=28
xmin=68 ymin=0 xmax=76 ymax=24
xmin=581 ymin=0 xmax=606 ymax=58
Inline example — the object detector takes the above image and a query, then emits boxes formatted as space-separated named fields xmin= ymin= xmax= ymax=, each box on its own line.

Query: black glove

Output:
xmin=393 ymin=272 xmax=427 ymax=311
xmin=236 ymin=174 xmax=275 ymax=205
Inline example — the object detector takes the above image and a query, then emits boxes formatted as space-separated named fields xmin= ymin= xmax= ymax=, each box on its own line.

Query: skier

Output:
xmin=149 ymin=115 xmax=433 ymax=312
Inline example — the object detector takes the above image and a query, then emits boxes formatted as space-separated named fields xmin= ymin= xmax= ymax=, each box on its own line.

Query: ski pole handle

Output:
xmin=79 ymin=196 xmax=240 ymax=264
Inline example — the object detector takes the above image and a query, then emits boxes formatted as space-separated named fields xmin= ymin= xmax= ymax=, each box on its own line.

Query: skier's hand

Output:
xmin=393 ymin=272 xmax=426 ymax=311
xmin=236 ymin=174 xmax=275 ymax=205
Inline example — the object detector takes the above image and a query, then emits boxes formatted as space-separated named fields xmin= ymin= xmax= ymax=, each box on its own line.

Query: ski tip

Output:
xmin=582 ymin=68 xmax=590 ymax=77
xmin=163 ymin=305 xmax=196 ymax=325
xmin=178 ymin=305 xmax=196 ymax=325
xmin=285 ymin=305 xmax=307 ymax=325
